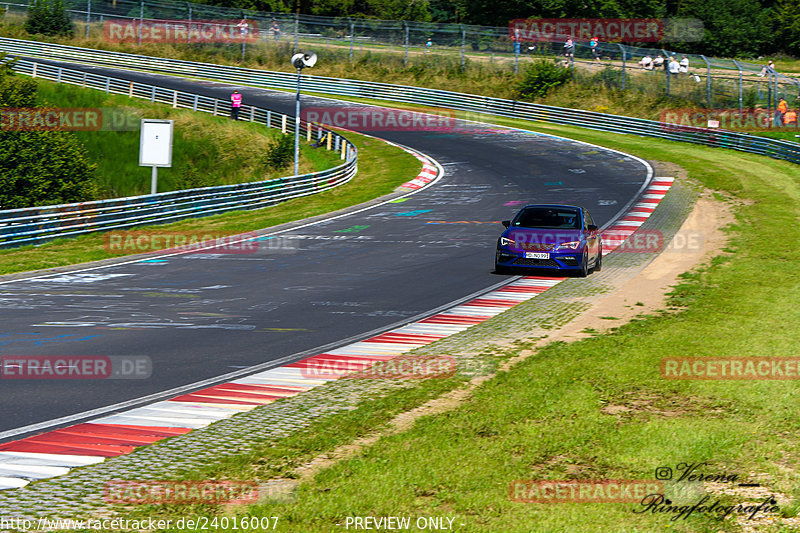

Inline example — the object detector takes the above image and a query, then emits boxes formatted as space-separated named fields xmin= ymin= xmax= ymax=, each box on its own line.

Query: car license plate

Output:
xmin=524 ymin=252 xmax=549 ymax=259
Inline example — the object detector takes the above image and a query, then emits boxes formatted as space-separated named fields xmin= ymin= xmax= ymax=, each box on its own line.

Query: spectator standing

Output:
xmin=271 ymin=20 xmax=280 ymax=41
xmin=776 ymin=97 xmax=788 ymax=126
xmin=230 ymin=90 xmax=242 ymax=120
xmin=589 ymin=37 xmax=600 ymax=62
xmin=236 ymin=18 xmax=249 ymax=39
xmin=679 ymin=54 xmax=689 ymax=74
xmin=513 ymin=28 xmax=521 ymax=55
xmin=563 ymin=38 xmax=574 ymax=60
xmin=425 ymin=38 xmax=433 ymax=53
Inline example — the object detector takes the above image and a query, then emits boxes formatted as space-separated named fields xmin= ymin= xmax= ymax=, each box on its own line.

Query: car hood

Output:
xmin=501 ymin=228 xmax=585 ymax=251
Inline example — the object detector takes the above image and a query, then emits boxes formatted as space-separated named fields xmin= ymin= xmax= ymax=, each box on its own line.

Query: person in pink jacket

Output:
xmin=230 ymin=90 xmax=242 ymax=120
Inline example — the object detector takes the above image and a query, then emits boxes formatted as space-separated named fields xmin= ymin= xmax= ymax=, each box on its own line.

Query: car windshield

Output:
xmin=513 ymin=207 xmax=580 ymax=229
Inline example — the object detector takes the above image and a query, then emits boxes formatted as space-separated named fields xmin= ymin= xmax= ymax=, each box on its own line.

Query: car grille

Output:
xmin=513 ymin=258 xmax=560 ymax=267
xmin=521 ymin=243 xmax=552 ymax=251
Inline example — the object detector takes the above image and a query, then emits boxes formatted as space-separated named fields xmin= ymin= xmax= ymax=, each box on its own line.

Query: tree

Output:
xmin=774 ymin=0 xmax=800 ymax=56
xmin=677 ymin=0 xmax=771 ymax=57
xmin=0 ymin=54 xmax=96 ymax=209
xmin=25 ymin=0 xmax=74 ymax=37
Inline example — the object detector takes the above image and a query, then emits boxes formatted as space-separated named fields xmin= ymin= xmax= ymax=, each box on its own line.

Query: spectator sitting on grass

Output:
xmin=759 ymin=60 xmax=775 ymax=77
xmin=653 ymin=54 xmax=664 ymax=68
xmin=639 ymin=54 xmax=653 ymax=70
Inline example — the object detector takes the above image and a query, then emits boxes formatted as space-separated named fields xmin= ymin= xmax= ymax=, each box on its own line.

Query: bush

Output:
xmin=515 ymin=60 xmax=572 ymax=100
xmin=263 ymin=133 xmax=294 ymax=170
xmin=25 ymin=0 xmax=73 ymax=37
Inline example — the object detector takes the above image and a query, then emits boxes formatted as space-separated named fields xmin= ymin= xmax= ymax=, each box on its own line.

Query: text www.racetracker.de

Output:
xmin=0 ymin=516 xmax=279 ymax=530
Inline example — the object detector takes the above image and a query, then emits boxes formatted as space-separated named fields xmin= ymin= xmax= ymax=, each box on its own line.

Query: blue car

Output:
xmin=494 ymin=204 xmax=602 ymax=277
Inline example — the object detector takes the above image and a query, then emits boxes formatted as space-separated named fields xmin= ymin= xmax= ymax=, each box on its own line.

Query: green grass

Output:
xmin=0 ymin=129 xmax=420 ymax=274
xmin=32 ymin=79 xmax=340 ymax=198
xmin=99 ymin=116 xmax=800 ymax=532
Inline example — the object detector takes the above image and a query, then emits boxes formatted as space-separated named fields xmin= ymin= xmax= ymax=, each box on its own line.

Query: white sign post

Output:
xmin=139 ymin=119 xmax=174 ymax=194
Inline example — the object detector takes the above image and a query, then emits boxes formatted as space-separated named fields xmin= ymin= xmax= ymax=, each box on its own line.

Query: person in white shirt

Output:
xmin=668 ymin=57 xmax=681 ymax=75
xmin=653 ymin=54 xmax=664 ymax=68
xmin=679 ymin=54 xmax=689 ymax=74
xmin=639 ymin=55 xmax=653 ymax=70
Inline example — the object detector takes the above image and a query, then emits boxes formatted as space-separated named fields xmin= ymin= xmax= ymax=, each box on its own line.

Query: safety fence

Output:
xmin=1 ymin=37 xmax=798 ymax=165
xmin=0 ymin=56 xmax=357 ymax=248
xmin=1 ymin=0 xmax=798 ymax=92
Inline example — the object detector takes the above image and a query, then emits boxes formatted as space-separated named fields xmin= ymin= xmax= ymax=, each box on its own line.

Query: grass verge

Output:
xmin=32 ymin=77 xmax=340 ymax=198
xmin=107 ymin=117 xmax=800 ymax=532
xmin=0 ymin=129 xmax=419 ymax=275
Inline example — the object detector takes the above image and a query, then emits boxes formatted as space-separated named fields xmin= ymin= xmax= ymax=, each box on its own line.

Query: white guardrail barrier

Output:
xmin=1 ymin=37 xmax=798 ymax=163
xmin=0 ymin=53 xmax=357 ymax=248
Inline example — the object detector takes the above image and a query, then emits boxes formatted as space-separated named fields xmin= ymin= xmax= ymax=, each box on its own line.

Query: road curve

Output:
xmin=0 ymin=62 xmax=651 ymax=437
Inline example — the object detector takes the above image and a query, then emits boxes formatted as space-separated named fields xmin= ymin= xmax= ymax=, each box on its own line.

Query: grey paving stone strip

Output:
xmin=0 ymin=164 xmax=696 ymax=523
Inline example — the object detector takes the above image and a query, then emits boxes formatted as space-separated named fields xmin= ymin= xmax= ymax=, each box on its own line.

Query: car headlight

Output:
xmin=500 ymin=237 xmax=516 ymax=247
xmin=556 ymin=241 xmax=580 ymax=250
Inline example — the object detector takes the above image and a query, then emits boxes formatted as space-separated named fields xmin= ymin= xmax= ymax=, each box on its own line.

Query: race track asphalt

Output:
xmin=0 ymin=62 xmax=650 ymax=438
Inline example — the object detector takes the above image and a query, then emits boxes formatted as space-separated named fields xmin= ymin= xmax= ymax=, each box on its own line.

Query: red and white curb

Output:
xmin=0 ymin=176 xmax=674 ymax=492
xmin=397 ymin=153 xmax=438 ymax=190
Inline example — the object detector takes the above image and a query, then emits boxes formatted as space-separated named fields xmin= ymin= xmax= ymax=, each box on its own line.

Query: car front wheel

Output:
xmin=579 ymin=250 xmax=589 ymax=277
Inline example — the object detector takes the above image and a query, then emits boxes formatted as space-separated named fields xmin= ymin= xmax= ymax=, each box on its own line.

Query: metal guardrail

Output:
xmin=3 ymin=37 xmax=799 ymax=166
xmin=0 ymin=56 xmax=357 ymax=248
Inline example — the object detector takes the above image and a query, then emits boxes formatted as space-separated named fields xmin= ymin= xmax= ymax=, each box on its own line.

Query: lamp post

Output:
xmin=291 ymin=51 xmax=317 ymax=176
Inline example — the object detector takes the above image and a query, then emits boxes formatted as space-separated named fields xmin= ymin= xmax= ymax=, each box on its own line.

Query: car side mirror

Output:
xmin=587 ymin=224 xmax=598 ymax=232
xmin=502 ymin=220 xmax=510 ymax=228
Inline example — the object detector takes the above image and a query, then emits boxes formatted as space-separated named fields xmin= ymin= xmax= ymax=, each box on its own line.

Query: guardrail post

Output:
xmin=82 ymin=72 xmax=86 ymax=87
xmin=403 ymin=21 xmax=408 ymax=66
xmin=327 ymin=132 xmax=332 ymax=150
xmin=250 ymin=106 xmax=255 ymax=122
xmin=700 ymin=55 xmax=711 ymax=108
xmin=266 ymin=109 xmax=272 ymax=127
xmin=461 ymin=25 xmax=466 ymax=68
xmin=733 ymin=59 xmax=743 ymax=113
xmin=172 ymin=90 xmax=177 ymax=108
xmin=137 ymin=0 xmax=143 ymax=46
xmin=56 ymin=67 xmax=61 ymax=82
xmin=341 ymin=141 xmax=346 ymax=159
xmin=192 ymin=94 xmax=198 ymax=111
xmin=85 ymin=0 xmax=91 ymax=38
xmin=293 ymin=11 xmax=299 ymax=54
xmin=349 ymin=19 xmax=354 ymax=61
xmin=213 ymin=99 xmax=218 ymax=116
xmin=281 ymin=114 xmax=287 ymax=133
xmin=104 ymin=77 xmax=109 ymax=93
xmin=150 ymin=85 xmax=155 ymax=102
xmin=618 ymin=43 xmax=626 ymax=90
xmin=334 ymin=135 xmax=340 ymax=151
xmin=129 ymin=80 xmax=133 ymax=97
xmin=32 ymin=62 xmax=37 ymax=78
xmin=307 ymin=122 xmax=312 ymax=141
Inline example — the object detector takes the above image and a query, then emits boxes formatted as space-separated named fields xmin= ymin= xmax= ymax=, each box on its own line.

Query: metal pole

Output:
xmin=293 ymin=11 xmax=299 ymax=54
xmin=294 ymin=67 xmax=301 ymax=176
xmin=701 ymin=55 xmax=711 ymax=109
xmin=733 ymin=59 xmax=743 ymax=113
xmin=137 ymin=0 xmax=143 ymax=46
xmin=403 ymin=21 xmax=408 ymax=65
xmin=186 ymin=3 xmax=191 ymax=45
xmin=665 ymin=59 xmax=670 ymax=96
xmin=349 ymin=19 xmax=354 ymax=61
xmin=461 ymin=25 xmax=465 ymax=67
xmin=618 ymin=43 xmax=626 ymax=90
xmin=767 ymin=72 xmax=772 ymax=128
xmin=85 ymin=0 xmax=90 ymax=38
xmin=240 ymin=14 xmax=246 ymax=62
xmin=151 ymin=166 xmax=157 ymax=194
